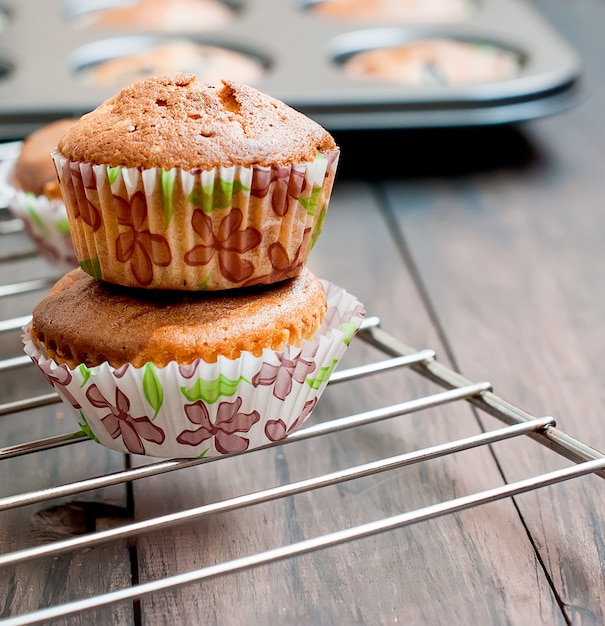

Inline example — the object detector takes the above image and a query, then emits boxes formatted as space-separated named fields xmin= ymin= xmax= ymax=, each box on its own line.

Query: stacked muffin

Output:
xmin=23 ymin=74 xmax=365 ymax=458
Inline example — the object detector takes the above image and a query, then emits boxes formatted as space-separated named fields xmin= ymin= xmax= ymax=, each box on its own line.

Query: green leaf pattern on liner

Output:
xmin=77 ymin=410 xmax=100 ymax=443
xmin=79 ymin=257 xmax=102 ymax=280
xmin=306 ymin=359 xmax=339 ymax=390
xmin=160 ymin=168 xmax=175 ymax=225
xmin=25 ymin=193 xmax=47 ymax=234
xmin=188 ymin=177 xmax=250 ymax=213
xmin=143 ymin=363 xmax=164 ymax=419
xmin=181 ymin=373 xmax=251 ymax=404
xmin=340 ymin=320 xmax=360 ymax=346
xmin=299 ymin=185 xmax=322 ymax=216
xmin=78 ymin=363 xmax=91 ymax=387
xmin=57 ymin=216 xmax=71 ymax=234
xmin=107 ymin=166 xmax=122 ymax=185
xmin=196 ymin=274 xmax=211 ymax=290
xmin=309 ymin=205 xmax=326 ymax=252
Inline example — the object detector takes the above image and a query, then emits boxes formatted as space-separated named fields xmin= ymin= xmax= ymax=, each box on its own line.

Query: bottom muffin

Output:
xmin=23 ymin=268 xmax=365 ymax=458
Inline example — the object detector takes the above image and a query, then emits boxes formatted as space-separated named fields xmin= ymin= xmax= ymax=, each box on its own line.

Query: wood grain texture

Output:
xmin=2 ymin=1 xmax=605 ymax=624
xmin=0 ymin=255 xmax=135 ymax=624
xmin=130 ymin=183 xmax=565 ymax=625
xmin=381 ymin=1 xmax=605 ymax=622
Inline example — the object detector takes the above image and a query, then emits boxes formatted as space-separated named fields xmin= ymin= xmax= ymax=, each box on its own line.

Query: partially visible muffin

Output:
xmin=343 ymin=39 xmax=522 ymax=86
xmin=76 ymin=0 xmax=234 ymax=32
xmin=24 ymin=267 xmax=365 ymax=458
xmin=78 ymin=40 xmax=266 ymax=89
xmin=1 ymin=119 xmax=78 ymax=268
xmin=30 ymin=266 xmax=327 ymax=368
xmin=13 ymin=119 xmax=74 ymax=199
xmin=310 ymin=0 xmax=474 ymax=23
xmin=54 ymin=74 xmax=340 ymax=290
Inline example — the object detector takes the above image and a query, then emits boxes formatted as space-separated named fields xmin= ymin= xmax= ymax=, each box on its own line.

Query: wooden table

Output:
xmin=2 ymin=1 xmax=605 ymax=623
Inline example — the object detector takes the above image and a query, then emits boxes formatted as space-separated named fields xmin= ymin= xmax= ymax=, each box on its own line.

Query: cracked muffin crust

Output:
xmin=57 ymin=74 xmax=336 ymax=170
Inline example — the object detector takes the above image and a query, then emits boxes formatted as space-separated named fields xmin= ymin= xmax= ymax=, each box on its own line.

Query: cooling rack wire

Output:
xmin=1 ymin=138 xmax=604 ymax=624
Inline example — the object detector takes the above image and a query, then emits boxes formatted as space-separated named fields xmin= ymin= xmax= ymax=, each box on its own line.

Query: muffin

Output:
xmin=75 ymin=0 xmax=235 ymax=32
xmin=30 ymin=266 xmax=327 ymax=369
xmin=343 ymin=39 xmax=522 ymax=86
xmin=0 ymin=119 xmax=78 ymax=269
xmin=78 ymin=39 xmax=266 ymax=89
xmin=309 ymin=0 xmax=474 ymax=24
xmin=23 ymin=267 xmax=365 ymax=458
xmin=53 ymin=74 xmax=339 ymax=290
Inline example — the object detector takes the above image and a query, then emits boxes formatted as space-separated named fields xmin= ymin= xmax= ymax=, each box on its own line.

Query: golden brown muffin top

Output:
xmin=57 ymin=74 xmax=337 ymax=170
xmin=31 ymin=266 xmax=327 ymax=368
xmin=13 ymin=119 xmax=75 ymax=198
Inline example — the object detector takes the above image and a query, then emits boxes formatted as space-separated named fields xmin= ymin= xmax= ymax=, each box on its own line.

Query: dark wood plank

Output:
xmin=0 ymin=252 xmax=136 ymax=624
xmin=3 ymin=2 xmax=604 ymax=624
xmin=131 ymin=182 xmax=566 ymax=625
xmin=383 ymin=1 xmax=605 ymax=622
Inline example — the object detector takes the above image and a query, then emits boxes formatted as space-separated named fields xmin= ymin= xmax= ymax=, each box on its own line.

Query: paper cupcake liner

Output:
xmin=23 ymin=280 xmax=365 ymax=459
xmin=0 ymin=160 xmax=77 ymax=270
xmin=52 ymin=150 xmax=340 ymax=291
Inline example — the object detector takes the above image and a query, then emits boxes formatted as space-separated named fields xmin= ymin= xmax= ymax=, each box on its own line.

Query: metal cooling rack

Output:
xmin=1 ymin=199 xmax=605 ymax=626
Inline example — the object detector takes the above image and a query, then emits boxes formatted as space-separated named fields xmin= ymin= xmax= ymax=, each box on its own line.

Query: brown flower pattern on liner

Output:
xmin=264 ymin=397 xmax=318 ymax=442
xmin=178 ymin=361 xmax=200 ymax=379
xmin=177 ymin=396 xmax=260 ymax=454
xmin=114 ymin=191 xmax=172 ymax=287
xmin=252 ymin=343 xmax=318 ymax=400
xmin=184 ymin=207 xmax=262 ymax=283
xmin=86 ymin=384 xmax=166 ymax=455
xmin=62 ymin=161 xmax=102 ymax=231
xmin=33 ymin=358 xmax=81 ymax=410
xmin=242 ymin=237 xmax=308 ymax=287
xmin=250 ymin=164 xmax=305 ymax=216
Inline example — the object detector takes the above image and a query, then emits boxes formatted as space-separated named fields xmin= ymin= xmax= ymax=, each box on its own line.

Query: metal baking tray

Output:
xmin=0 ymin=0 xmax=582 ymax=139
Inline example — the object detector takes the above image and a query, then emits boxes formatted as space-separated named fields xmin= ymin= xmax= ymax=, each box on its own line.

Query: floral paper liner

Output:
xmin=23 ymin=280 xmax=365 ymax=459
xmin=0 ymin=159 xmax=77 ymax=270
xmin=52 ymin=149 xmax=340 ymax=291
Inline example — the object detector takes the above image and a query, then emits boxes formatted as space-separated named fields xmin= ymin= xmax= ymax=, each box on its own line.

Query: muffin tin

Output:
xmin=0 ymin=0 xmax=582 ymax=138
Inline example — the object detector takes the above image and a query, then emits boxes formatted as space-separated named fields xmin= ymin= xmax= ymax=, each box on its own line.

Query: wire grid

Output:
xmin=1 ymin=204 xmax=605 ymax=626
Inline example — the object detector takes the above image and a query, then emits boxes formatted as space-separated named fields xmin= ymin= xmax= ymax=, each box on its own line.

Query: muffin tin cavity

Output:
xmin=0 ymin=0 xmax=583 ymax=137
xmin=304 ymin=0 xmax=477 ymax=25
xmin=0 ymin=6 xmax=8 ymax=30
xmin=0 ymin=58 xmax=12 ymax=82
xmin=64 ymin=0 xmax=238 ymax=33
xmin=69 ymin=35 xmax=269 ymax=88
xmin=331 ymin=31 xmax=524 ymax=87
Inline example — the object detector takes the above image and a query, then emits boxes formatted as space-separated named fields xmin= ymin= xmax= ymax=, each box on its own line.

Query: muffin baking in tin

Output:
xmin=0 ymin=0 xmax=582 ymax=136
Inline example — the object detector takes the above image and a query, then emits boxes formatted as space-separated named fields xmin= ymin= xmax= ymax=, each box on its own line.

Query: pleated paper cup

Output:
xmin=0 ymin=160 xmax=77 ymax=270
xmin=23 ymin=280 xmax=365 ymax=459
xmin=52 ymin=149 xmax=340 ymax=291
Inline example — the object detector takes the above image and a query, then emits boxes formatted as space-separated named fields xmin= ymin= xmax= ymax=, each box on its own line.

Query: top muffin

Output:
xmin=53 ymin=75 xmax=340 ymax=291
xmin=57 ymin=74 xmax=336 ymax=170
